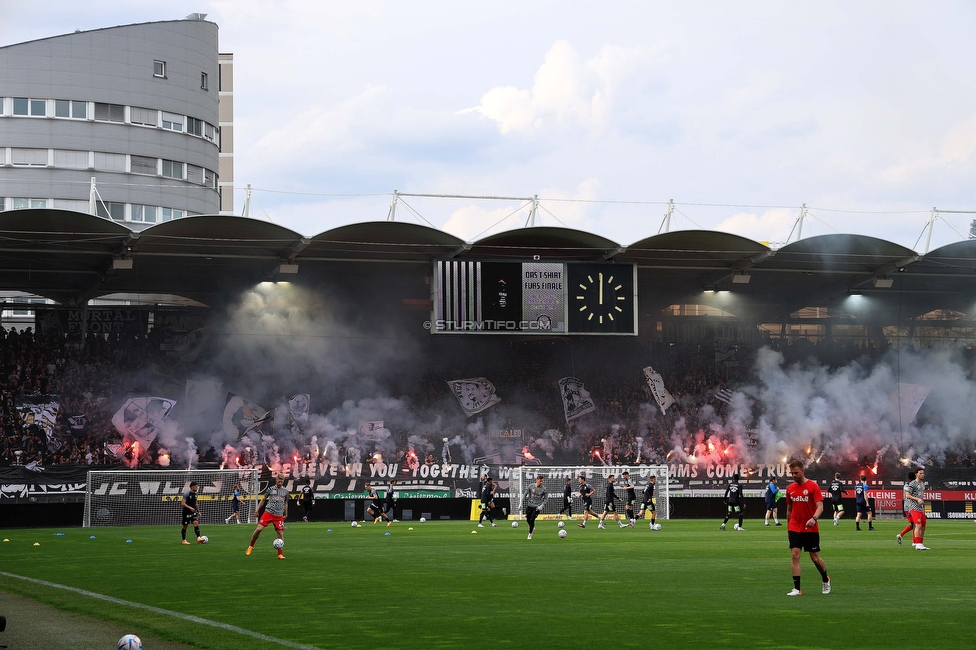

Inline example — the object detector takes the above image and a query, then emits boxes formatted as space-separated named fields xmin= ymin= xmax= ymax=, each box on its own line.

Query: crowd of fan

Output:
xmin=0 ymin=322 xmax=928 ymax=470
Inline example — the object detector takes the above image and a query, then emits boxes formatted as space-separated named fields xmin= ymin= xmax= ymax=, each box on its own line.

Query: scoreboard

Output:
xmin=431 ymin=260 xmax=636 ymax=335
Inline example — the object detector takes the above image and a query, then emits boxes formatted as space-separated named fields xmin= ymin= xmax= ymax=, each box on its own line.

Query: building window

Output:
xmin=201 ymin=72 xmax=208 ymax=90
xmin=53 ymin=199 xmax=89 ymax=212
xmin=161 ymin=160 xmax=183 ymax=179
xmin=204 ymin=169 xmax=216 ymax=189
xmin=130 ymin=155 xmax=158 ymax=176
xmin=204 ymin=123 xmax=217 ymax=143
xmin=30 ymin=99 xmax=46 ymax=116
xmin=186 ymin=165 xmax=203 ymax=185
xmin=162 ymin=112 xmax=183 ymax=132
xmin=11 ymin=148 xmax=48 ymax=166
xmin=13 ymin=98 xmax=28 ymax=115
xmin=130 ymin=106 xmax=158 ymax=126
xmin=154 ymin=60 xmax=166 ymax=78
xmin=0 ymin=198 xmax=6 ymax=211
xmin=94 ymin=152 xmax=126 ymax=172
xmin=12 ymin=198 xmax=47 ymax=209
xmin=132 ymin=204 xmax=157 ymax=223
xmin=54 ymin=150 xmax=90 ymax=170
xmin=55 ymin=100 xmax=70 ymax=118
xmin=186 ymin=117 xmax=203 ymax=137
xmin=96 ymin=201 xmax=125 ymax=221
xmin=94 ymin=102 xmax=125 ymax=122
xmin=161 ymin=207 xmax=184 ymax=222
xmin=72 ymin=100 xmax=87 ymax=119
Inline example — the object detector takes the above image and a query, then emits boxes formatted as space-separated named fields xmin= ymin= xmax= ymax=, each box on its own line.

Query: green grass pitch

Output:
xmin=1 ymin=518 xmax=973 ymax=649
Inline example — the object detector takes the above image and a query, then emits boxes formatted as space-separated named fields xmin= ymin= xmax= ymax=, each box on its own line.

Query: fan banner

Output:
xmin=447 ymin=377 xmax=501 ymax=416
xmin=558 ymin=377 xmax=596 ymax=422
xmin=289 ymin=394 xmax=310 ymax=423
xmin=15 ymin=396 xmax=62 ymax=453
xmin=359 ymin=420 xmax=384 ymax=441
xmin=894 ymin=383 xmax=931 ymax=427
xmin=222 ymin=393 xmax=271 ymax=439
xmin=112 ymin=397 xmax=176 ymax=449
xmin=642 ymin=366 xmax=675 ymax=414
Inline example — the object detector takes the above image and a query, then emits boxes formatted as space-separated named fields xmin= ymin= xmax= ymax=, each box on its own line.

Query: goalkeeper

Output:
xmin=524 ymin=475 xmax=548 ymax=540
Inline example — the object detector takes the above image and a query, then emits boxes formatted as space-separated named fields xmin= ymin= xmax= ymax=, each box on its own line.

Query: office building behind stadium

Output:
xmin=0 ymin=15 xmax=233 ymax=229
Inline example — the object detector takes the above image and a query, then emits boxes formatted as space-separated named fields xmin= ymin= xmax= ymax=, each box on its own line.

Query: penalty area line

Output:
xmin=0 ymin=571 xmax=321 ymax=650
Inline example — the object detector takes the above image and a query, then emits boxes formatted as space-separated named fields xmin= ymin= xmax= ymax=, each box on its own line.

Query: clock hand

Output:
xmin=599 ymin=273 xmax=603 ymax=305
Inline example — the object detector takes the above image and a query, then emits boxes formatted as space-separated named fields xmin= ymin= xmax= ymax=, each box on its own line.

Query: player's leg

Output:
xmin=808 ymin=549 xmax=829 ymax=592
xmin=720 ymin=505 xmax=731 ymax=530
xmin=835 ymin=503 xmax=843 ymax=523
xmin=275 ymin=526 xmax=285 ymax=558
xmin=193 ymin=517 xmax=202 ymax=542
xmin=765 ymin=506 xmax=771 ymax=525
xmin=789 ymin=544 xmax=803 ymax=594
xmin=737 ymin=506 xmax=744 ymax=530
xmin=526 ymin=507 xmax=537 ymax=538
xmin=247 ymin=522 xmax=266 ymax=554
xmin=181 ymin=523 xmax=189 ymax=542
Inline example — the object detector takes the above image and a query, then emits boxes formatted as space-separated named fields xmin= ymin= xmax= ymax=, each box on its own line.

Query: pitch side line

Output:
xmin=0 ymin=571 xmax=321 ymax=650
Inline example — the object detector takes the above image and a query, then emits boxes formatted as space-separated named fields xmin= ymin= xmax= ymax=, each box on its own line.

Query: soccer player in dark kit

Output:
xmin=300 ymin=478 xmax=314 ymax=522
xmin=641 ymin=475 xmax=659 ymax=529
xmin=477 ymin=476 xmax=497 ymax=527
xmin=577 ymin=475 xmax=601 ymax=528
xmin=785 ymin=459 xmax=830 ymax=596
xmin=620 ymin=471 xmax=638 ymax=527
xmin=558 ymin=478 xmax=574 ymax=520
xmin=365 ymin=482 xmax=388 ymax=524
xmin=181 ymin=481 xmax=203 ymax=544
xmin=720 ymin=473 xmax=745 ymax=531
xmin=598 ymin=475 xmax=628 ymax=529
xmin=383 ymin=479 xmax=397 ymax=526
xmin=829 ymin=473 xmax=845 ymax=526
xmin=524 ymin=475 xmax=548 ymax=540
xmin=854 ymin=474 xmax=876 ymax=531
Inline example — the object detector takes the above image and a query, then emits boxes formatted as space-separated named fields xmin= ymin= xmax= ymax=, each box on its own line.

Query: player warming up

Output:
xmin=720 ymin=473 xmax=745 ymax=530
xmin=477 ymin=476 xmax=498 ymax=527
xmin=598 ymin=475 xmax=628 ymax=529
xmin=181 ymin=482 xmax=203 ymax=544
xmin=558 ymin=478 xmax=574 ymax=520
xmin=621 ymin=471 xmax=638 ymax=527
xmin=225 ymin=484 xmax=242 ymax=524
xmin=524 ymin=475 xmax=548 ymax=540
xmin=902 ymin=467 xmax=930 ymax=550
xmin=828 ymin=473 xmax=845 ymax=526
xmin=247 ymin=473 xmax=289 ymax=559
xmin=785 ymin=459 xmax=830 ymax=596
xmin=383 ymin=479 xmax=397 ymax=526
xmin=764 ymin=477 xmax=782 ymax=526
xmin=577 ymin=476 xmax=601 ymax=528
xmin=854 ymin=474 xmax=876 ymax=531
xmin=365 ymin=482 xmax=389 ymax=524
xmin=641 ymin=475 xmax=659 ymax=529
xmin=300 ymin=479 xmax=314 ymax=522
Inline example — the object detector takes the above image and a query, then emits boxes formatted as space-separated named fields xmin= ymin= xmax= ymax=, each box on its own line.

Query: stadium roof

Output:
xmin=1 ymin=209 xmax=974 ymax=322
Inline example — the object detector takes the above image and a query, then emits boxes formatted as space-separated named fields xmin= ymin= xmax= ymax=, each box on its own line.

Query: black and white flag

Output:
xmin=713 ymin=388 xmax=735 ymax=405
xmin=288 ymin=393 xmax=310 ymax=423
xmin=222 ymin=393 xmax=271 ymax=439
xmin=447 ymin=377 xmax=501 ymax=417
xmin=558 ymin=377 xmax=596 ymax=422
xmin=642 ymin=366 xmax=675 ymax=414
xmin=112 ymin=397 xmax=176 ymax=450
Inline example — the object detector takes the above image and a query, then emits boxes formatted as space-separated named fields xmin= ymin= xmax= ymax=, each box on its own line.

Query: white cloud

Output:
xmin=716 ymin=209 xmax=797 ymax=245
xmin=466 ymin=40 xmax=661 ymax=134
xmin=941 ymin=114 xmax=976 ymax=163
xmin=442 ymin=203 xmax=530 ymax=241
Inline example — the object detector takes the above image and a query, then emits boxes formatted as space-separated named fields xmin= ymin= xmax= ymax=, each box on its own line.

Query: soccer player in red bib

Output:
xmin=785 ymin=459 xmax=830 ymax=596
xmin=246 ymin=473 xmax=289 ymax=559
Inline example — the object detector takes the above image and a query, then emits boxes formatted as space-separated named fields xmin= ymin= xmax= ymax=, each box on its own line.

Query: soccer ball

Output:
xmin=558 ymin=529 xmax=568 ymax=538
xmin=419 ymin=517 xmax=426 ymax=523
xmin=273 ymin=538 xmax=284 ymax=549
xmin=351 ymin=521 xmax=358 ymax=527
xmin=511 ymin=521 xmax=519 ymax=528
xmin=557 ymin=521 xmax=565 ymax=528
xmin=652 ymin=523 xmax=662 ymax=531
xmin=118 ymin=634 xmax=142 ymax=650
xmin=197 ymin=535 xmax=208 ymax=544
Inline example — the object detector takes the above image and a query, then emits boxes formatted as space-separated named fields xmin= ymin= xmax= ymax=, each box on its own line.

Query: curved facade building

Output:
xmin=0 ymin=17 xmax=227 ymax=230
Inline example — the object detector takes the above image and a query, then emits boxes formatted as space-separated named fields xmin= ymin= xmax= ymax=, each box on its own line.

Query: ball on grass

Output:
xmin=511 ymin=521 xmax=519 ymax=528
xmin=273 ymin=538 xmax=284 ymax=549
xmin=558 ymin=529 xmax=568 ymax=538
xmin=419 ymin=517 xmax=426 ymax=523
xmin=198 ymin=535 xmax=208 ymax=544
xmin=351 ymin=521 xmax=358 ymax=527
xmin=118 ymin=634 xmax=142 ymax=650
xmin=557 ymin=521 xmax=565 ymax=528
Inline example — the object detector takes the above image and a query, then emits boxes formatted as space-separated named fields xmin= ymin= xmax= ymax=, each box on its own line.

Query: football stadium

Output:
xmin=3 ymin=9 xmax=976 ymax=650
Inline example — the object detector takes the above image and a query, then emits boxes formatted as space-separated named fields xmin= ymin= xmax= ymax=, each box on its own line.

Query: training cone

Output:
xmin=33 ymin=542 xmax=40 ymax=546
xmin=408 ymin=527 xmax=414 ymax=530
xmin=3 ymin=539 xmax=9 ymax=542
xmin=126 ymin=539 xmax=133 ymax=543
xmin=384 ymin=532 xmax=391 ymax=536
xmin=471 ymin=531 xmax=477 ymax=534
xmin=90 ymin=535 xmax=96 ymax=539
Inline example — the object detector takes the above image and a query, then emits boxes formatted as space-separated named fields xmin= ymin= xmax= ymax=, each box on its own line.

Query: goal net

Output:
xmin=83 ymin=469 xmax=260 ymax=527
xmin=510 ymin=465 xmax=670 ymax=521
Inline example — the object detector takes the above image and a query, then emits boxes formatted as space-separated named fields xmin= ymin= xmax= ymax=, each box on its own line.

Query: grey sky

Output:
xmin=3 ymin=1 xmax=974 ymax=249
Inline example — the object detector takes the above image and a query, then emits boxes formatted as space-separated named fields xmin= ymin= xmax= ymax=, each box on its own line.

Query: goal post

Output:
xmin=83 ymin=468 xmax=260 ymax=527
xmin=510 ymin=465 xmax=670 ymax=521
